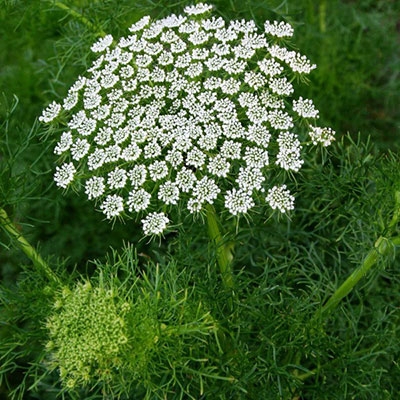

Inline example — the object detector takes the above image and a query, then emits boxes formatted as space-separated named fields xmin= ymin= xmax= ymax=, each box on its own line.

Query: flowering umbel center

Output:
xmin=40 ymin=3 xmax=335 ymax=236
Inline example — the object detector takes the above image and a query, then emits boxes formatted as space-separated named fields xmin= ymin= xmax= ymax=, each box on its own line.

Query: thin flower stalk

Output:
xmin=318 ymin=235 xmax=400 ymax=318
xmin=0 ymin=208 xmax=60 ymax=284
xmin=49 ymin=1 xmax=107 ymax=37
xmin=206 ymin=204 xmax=234 ymax=290
xmin=317 ymin=190 xmax=400 ymax=318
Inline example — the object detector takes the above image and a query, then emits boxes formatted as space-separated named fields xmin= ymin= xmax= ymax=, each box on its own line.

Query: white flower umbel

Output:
xmin=39 ymin=101 xmax=61 ymax=123
xmin=309 ymin=126 xmax=336 ymax=147
xmin=266 ymin=185 xmax=295 ymax=213
xmin=41 ymin=3 xmax=335 ymax=235
xmin=54 ymin=162 xmax=76 ymax=188
xmin=142 ymin=212 xmax=169 ymax=235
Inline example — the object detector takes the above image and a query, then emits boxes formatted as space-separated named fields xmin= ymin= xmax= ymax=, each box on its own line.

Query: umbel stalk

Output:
xmin=0 ymin=207 xmax=60 ymax=284
xmin=206 ymin=204 xmax=234 ymax=290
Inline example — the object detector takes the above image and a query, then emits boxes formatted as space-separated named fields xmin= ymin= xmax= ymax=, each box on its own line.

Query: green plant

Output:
xmin=1 ymin=1 xmax=399 ymax=399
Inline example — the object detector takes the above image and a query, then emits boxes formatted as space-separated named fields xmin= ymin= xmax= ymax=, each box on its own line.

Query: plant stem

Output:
xmin=0 ymin=208 xmax=60 ymax=284
xmin=317 ymin=235 xmax=400 ymax=318
xmin=206 ymin=204 xmax=234 ymax=290
xmin=51 ymin=1 xmax=107 ymax=37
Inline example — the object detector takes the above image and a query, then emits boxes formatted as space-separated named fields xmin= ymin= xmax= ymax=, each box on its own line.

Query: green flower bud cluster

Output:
xmin=46 ymin=281 xmax=137 ymax=388
xmin=45 ymin=251 xmax=219 ymax=396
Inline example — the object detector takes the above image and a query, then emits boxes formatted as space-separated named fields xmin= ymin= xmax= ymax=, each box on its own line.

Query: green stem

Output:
xmin=318 ymin=235 xmax=400 ymax=318
xmin=0 ymin=208 xmax=60 ymax=284
xmin=50 ymin=1 xmax=106 ymax=37
xmin=206 ymin=204 xmax=234 ymax=290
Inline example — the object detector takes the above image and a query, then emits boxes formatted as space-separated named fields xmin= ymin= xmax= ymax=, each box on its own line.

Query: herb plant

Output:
xmin=1 ymin=1 xmax=399 ymax=399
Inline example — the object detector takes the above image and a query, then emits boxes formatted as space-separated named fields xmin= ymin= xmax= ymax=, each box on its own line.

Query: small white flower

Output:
xmin=269 ymin=76 xmax=294 ymax=96
xmin=259 ymin=91 xmax=285 ymax=109
xmin=170 ymin=39 xmax=187 ymax=53
xmin=54 ymin=162 xmax=76 ymax=188
xmin=148 ymin=161 xmax=168 ymax=181
xmin=142 ymin=212 xmax=169 ymax=235
xmin=175 ymin=167 xmax=196 ymax=193
xmin=268 ymin=44 xmax=291 ymax=62
xmin=129 ymin=16 xmax=151 ymax=32
xmin=237 ymin=167 xmax=265 ymax=192
xmin=293 ymin=97 xmax=319 ymax=119
xmin=85 ymin=176 xmax=105 ymax=200
xmin=276 ymin=132 xmax=303 ymax=172
xmin=71 ymin=138 xmax=90 ymax=161
xmin=191 ymin=47 xmax=210 ymax=60
xmin=202 ymin=16 xmax=225 ymax=31
xmin=232 ymin=44 xmax=255 ymax=60
xmin=207 ymin=155 xmax=230 ymax=177
xmin=63 ymin=91 xmax=79 ymax=110
xmin=268 ymin=109 xmax=294 ymax=130
xmin=91 ymin=104 xmax=111 ymax=121
xmin=121 ymin=143 xmax=142 ymax=161
xmin=107 ymin=167 xmax=127 ymax=190
xmin=220 ymin=77 xmax=241 ymax=95
xmin=187 ymin=197 xmax=203 ymax=213
xmin=244 ymin=71 xmax=266 ymax=90
xmin=286 ymin=52 xmax=316 ymax=74
xmin=309 ymin=126 xmax=335 ymax=146
xmin=100 ymin=72 xmax=120 ymax=89
xmin=69 ymin=76 xmax=86 ymax=92
xmin=243 ymin=147 xmax=269 ymax=168
xmin=186 ymin=147 xmax=206 ymax=169
xmin=188 ymin=30 xmax=210 ymax=45
xmin=158 ymin=51 xmax=174 ymax=66
xmin=128 ymin=165 xmax=147 ymax=188
xmin=94 ymin=127 xmax=113 ymax=146
xmin=220 ymin=140 xmax=242 ymax=160
xmin=225 ymin=188 xmax=255 ymax=215
xmin=100 ymin=194 xmax=124 ymax=219
xmin=39 ymin=101 xmax=61 ymax=123
xmin=264 ymin=20 xmax=294 ymax=38
xmin=127 ymin=189 xmax=151 ymax=212
xmin=192 ymin=176 xmax=220 ymax=204
xmin=143 ymin=140 xmax=162 ymax=159
xmin=87 ymin=148 xmax=106 ymax=171
xmin=54 ymin=131 xmax=73 ymax=155
xmin=184 ymin=3 xmax=213 ymax=16
xmin=158 ymin=181 xmax=180 ymax=205
xmin=104 ymin=144 xmax=121 ymax=163
xmin=166 ymin=149 xmax=184 ymax=168
xmin=258 ymin=58 xmax=284 ymax=77
xmin=266 ymin=185 xmax=295 ymax=213
xmin=248 ymin=124 xmax=271 ymax=148
xmin=91 ymin=34 xmax=113 ymax=53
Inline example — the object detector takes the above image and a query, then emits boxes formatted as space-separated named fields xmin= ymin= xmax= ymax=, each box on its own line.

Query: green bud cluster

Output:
xmin=46 ymin=281 xmax=137 ymax=388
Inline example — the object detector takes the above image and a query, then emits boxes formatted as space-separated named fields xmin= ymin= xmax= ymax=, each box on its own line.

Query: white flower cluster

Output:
xmin=40 ymin=3 xmax=335 ymax=236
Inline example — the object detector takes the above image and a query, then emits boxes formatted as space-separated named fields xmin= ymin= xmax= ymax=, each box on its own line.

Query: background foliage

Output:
xmin=1 ymin=0 xmax=399 ymax=399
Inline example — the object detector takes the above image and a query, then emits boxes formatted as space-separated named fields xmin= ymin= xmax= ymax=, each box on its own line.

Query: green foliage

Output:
xmin=1 ymin=0 xmax=400 ymax=399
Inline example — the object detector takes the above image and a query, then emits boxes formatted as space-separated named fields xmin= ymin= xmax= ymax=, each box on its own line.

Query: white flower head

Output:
xmin=293 ymin=97 xmax=319 ymax=119
xmin=266 ymin=185 xmax=295 ymax=213
xmin=184 ymin=3 xmax=213 ymax=16
xmin=309 ymin=126 xmax=336 ymax=146
xmin=142 ymin=212 xmax=169 ymax=235
xmin=91 ymin=34 xmax=113 ymax=53
xmin=42 ymin=3 xmax=334 ymax=235
xmin=54 ymin=162 xmax=76 ymax=188
xmin=85 ymin=176 xmax=105 ymax=200
xmin=39 ymin=101 xmax=61 ymax=123
xmin=100 ymin=194 xmax=124 ymax=219
xmin=264 ymin=20 xmax=294 ymax=38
